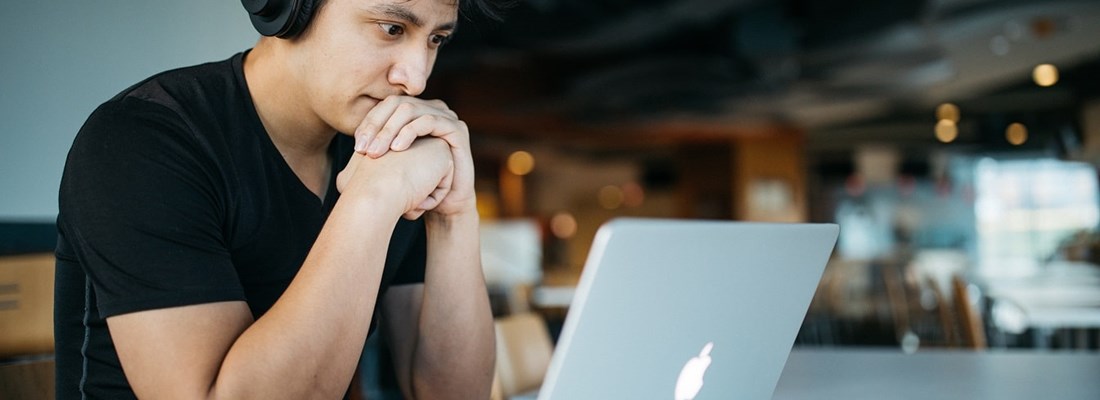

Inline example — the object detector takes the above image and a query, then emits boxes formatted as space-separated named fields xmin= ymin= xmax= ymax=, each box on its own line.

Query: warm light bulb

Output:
xmin=506 ymin=151 xmax=535 ymax=176
xmin=936 ymin=103 xmax=960 ymax=123
xmin=1005 ymin=123 xmax=1028 ymax=145
xmin=935 ymin=120 xmax=958 ymax=143
xmin=1032 ymin=64 xmax=1059 ymax=87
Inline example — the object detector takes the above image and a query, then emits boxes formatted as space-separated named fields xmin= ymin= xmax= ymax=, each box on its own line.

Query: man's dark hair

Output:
xmin=313 ymin=0 xmax=511 ymax=21
xmin=460 ymin=0 xmax=513 ymax=21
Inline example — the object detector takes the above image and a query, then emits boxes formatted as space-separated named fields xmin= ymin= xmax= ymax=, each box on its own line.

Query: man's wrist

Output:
xmin=425 ymin=206 xmax=479 ymax=232
xmin=339 ymin=183 xmax=408 ymax=223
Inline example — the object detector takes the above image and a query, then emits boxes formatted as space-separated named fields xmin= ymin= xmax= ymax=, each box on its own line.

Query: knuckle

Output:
xmin=369 ymin=114 xmax=388 ymax=128
xmin=382 ymin=96 xmax=401 ymax=106
xmin=376 ymin=129 xmax=395 ymax=140
xmin=361 ymin=123 xmax=378 ymax=135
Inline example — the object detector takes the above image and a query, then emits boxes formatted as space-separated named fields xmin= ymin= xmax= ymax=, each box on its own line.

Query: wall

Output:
xmin=0 ymin=1 xmax=259 ymax=222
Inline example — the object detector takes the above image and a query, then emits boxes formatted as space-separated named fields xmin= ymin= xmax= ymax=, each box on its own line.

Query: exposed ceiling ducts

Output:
xmin=436 ymin=0 xmax=1100 ymax=134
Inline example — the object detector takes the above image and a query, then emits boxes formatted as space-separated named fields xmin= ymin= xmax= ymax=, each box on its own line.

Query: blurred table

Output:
xmin=530 ymin=285 xmax=576 ymax=309
xmin=982 ymin=262 xmax=1100 ymax=347
xmin=773 ymin=348 xmax=1100 ymax=400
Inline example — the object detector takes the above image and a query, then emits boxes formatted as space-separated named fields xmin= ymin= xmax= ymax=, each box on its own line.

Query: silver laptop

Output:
xmin=537 ymin=218 xmax=838 ymax=400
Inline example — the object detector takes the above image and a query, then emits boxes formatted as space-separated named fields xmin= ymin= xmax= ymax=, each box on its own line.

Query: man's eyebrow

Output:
xmin=369 ymin=4 xmax=457 ymax=31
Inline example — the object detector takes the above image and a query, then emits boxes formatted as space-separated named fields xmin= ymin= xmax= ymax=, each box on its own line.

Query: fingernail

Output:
xmin=368 ymin=140 xmax=387 ymax=156
xmin=354 ymin=137 xmax=368 ymax=152
xmin=391 ymin=137 xmax=408 ymax=151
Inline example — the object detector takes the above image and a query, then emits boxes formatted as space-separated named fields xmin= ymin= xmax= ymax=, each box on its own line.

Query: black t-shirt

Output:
xmin=54 ymin=52 xmax=426 ymax=399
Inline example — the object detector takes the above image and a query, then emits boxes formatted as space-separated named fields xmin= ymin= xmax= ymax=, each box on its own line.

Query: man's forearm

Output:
xmin=210 ymin=194 xmax=401 ymax=399
xmin=413 ymin=210 xmax=496 ymax=399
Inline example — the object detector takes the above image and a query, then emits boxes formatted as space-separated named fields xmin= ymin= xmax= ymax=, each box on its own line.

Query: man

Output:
xmin=54 ymin=0 xmax=500 ymax=398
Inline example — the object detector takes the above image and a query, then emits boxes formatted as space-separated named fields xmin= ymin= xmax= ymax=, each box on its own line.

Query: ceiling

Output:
xmin=431 ymin=0 xmax=1100 ymax=154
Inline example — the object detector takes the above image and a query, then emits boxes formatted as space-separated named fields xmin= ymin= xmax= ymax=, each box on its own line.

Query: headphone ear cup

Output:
xmin=243 ymin=0 xmax=313 ymax=38
xmin=281 ymin=0 xmax=319 ymax=38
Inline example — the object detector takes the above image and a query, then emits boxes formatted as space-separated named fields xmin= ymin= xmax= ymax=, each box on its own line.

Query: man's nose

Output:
xmin=388 ymin=47 xmax=431 ymax=96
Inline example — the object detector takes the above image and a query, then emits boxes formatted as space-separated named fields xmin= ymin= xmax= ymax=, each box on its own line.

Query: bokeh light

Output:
xmin=935 ymin=119 xmax=958 ymax=143
xmin=1005 ymin=123 xmax=1028 ymax=146
xmin=598 ymin=185 xmax=625 ymax=210
xmin=1032 ymin=64 xmax=1059 ymax=87
xmin=550 ymin=212 xmax=578 ymax=239
xmin=507 ymin=151 xmax=535 ymax=176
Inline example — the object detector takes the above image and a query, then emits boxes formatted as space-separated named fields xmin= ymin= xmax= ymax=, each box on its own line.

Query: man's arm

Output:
xmin=361 ymin=95 xmax=495 ymax=399
xmin=107 ymin=139 xmax=455 ymax=400
xmin=381 ymin=211 xmax=495 ymax=400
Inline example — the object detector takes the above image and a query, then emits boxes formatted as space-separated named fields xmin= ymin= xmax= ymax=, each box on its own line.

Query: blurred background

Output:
xmin=437 ymin=1 xmax=1100 ymax=396
xmin=2 ymin=0 xmax=1100 ymax=398
xmin=429 ymin=0 xmax=1100 ymax=351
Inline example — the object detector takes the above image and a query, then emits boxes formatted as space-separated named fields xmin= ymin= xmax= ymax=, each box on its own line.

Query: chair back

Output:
xmin=0 ymin=253 xmax=56 ymax=358
xmin=952 ymin=275 xmax=987 ymax=349
xmin=494 ymin=312 xmax=553 ymax=397
xmin=0 ymin=356 xmax=55 ymax=399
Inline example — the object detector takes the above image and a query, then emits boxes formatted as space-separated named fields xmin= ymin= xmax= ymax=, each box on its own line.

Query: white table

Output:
xmin=982 ymin=264 xmax=1100 ymax=348
xmin=530 ymin=285 xmax=576 ymax=308
xmin=773 ymin=348 xmax=1100 ymax=399
xmin=988 ymin=286 xmax=1100 ymax=330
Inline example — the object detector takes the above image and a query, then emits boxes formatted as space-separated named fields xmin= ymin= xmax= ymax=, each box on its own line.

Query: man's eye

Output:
xmin=430 ymin=34 xmax=451 ymax=46
xmin=379 ymin=23 xmax=404 ymax=36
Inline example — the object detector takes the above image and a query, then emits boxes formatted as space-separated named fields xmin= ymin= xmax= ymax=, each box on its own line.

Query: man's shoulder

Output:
xmin=106 ymin=52 xmax=248 ymax=120
xmin=71 ymin=52 xmax=257 ymax=178
xmin=122 ymin=53 xmax=245 ymax=104
xmin=78 ymin=52 xmax=254 ymax=143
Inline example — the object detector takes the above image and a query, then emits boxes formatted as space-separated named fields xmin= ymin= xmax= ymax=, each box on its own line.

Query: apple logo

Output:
xmin=675 ymin=342 xmax=714 ymax=400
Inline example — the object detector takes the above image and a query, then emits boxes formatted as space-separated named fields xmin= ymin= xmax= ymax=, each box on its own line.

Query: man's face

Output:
xmin=289 ymin=0 xmax=458 ymax=135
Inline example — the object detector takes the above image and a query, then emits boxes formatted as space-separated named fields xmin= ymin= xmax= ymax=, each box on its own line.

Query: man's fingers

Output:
xmin=402 ymin=209 xmax=426 ymax=221
xmin=368 ymin=102 xmax=420 ymax=157
xmin=354 ymin=97 xmax=402 ymax=154
xmin=375 ymin=103 xmax=456 ymax=155
xmin=417 ymin=167 xmax=452 ymax=209
xmin=417 ymin=195 xmax=441 ymax=211
xmin=428 ymin=99 xmax=458 ymax=119
xmin=391 ymin=115 xmax=450 ymax=152
xmin=355 ymin=97 xmax=457 ymax=156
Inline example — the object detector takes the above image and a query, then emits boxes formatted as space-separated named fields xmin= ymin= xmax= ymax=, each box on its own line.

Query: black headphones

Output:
xmin=241 ymin=0 xmax=319 ymax=38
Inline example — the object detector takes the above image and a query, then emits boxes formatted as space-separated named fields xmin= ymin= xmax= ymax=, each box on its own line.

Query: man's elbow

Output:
xmin=410 ymin=358 xmax=495 ymax=400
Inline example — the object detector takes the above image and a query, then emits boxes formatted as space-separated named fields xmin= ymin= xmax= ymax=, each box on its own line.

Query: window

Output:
xmin=974 ymin=158 xmax=1099 ymax=274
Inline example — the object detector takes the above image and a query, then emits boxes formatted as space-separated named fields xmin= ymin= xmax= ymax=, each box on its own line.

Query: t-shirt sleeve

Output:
xmin=58 ymin=98 xmax=244 ymax=318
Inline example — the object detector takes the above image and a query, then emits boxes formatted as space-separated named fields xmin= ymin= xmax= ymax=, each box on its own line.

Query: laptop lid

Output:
xmin=537 ymin=218 xmax=839 ymax=400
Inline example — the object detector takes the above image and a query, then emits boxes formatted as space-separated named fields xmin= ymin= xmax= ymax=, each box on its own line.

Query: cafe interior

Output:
xmin=3 ymin=0 xmax=1100 ymax=398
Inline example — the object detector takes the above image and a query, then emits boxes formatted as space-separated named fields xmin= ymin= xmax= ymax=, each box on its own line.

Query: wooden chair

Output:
xmin=494 ymin=312 xmax=553 ymax=399
xmin=951 ymin=275 xmax=987 ymax=349
xmin=885 ymin=265 xmax=935 ymax=342
xmin=882 ymin=264 xmax=912 ymax=341
xmin=0 ymin=253 xmax=56 ymax=399
xmin=924 ymin=277 xmax=959 ymax=347
xmin=0 ymin=356 xmax=55 ymax=399
xmin=490 ymin=369 xmax=506 ymax=400
xmin=0 ymin=253 xmax=56 ymax=358
xmin=885 ymin=265 xmax=962 ymax=349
